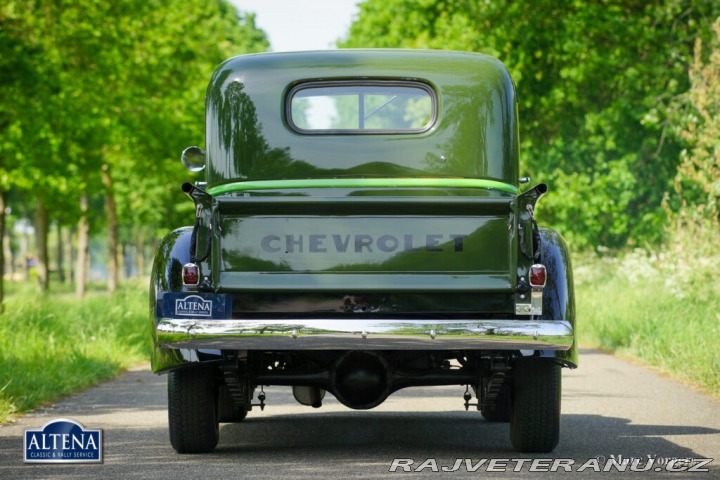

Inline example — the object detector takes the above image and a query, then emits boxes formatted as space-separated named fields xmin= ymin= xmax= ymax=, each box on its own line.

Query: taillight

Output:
xmin=529 ymin=264 xmax=547 ymax=288
xmin=182 ymin=263 xmax=200 ymax=287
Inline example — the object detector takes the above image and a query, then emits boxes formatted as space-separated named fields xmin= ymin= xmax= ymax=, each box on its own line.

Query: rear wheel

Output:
xmin=168 ymin=366 xmax=219 ymax=453
xmin=510 ymin=358 xmax=561 ymax=453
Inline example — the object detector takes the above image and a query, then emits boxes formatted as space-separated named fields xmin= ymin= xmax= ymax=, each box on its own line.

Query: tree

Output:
xmin=341 ymin=0 xmax=720 ymax=248
xmin=670 ymin=19 xmax=720 ymax=226
xmin=0 ymin=0 xmax=269 ymax=297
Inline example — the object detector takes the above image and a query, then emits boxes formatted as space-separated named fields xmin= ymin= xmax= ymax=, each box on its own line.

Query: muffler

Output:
xmin=331 ymin=351 xmax=391 ymax=410
xmin=292 ymin=386 xmax=325 ymax=408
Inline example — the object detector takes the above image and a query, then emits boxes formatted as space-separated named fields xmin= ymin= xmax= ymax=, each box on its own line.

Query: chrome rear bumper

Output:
xmin=156 ymin=318 xmax=574 ymax=350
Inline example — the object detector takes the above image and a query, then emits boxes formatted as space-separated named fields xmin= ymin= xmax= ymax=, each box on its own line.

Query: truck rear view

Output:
xmin=150 ymin=50 xmax=577 ymax=454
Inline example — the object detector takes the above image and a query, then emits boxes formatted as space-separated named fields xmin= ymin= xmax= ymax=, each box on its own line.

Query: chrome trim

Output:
xmin=516 ymin=290 xmax=543 ymax=316
xmin=515 ymin=304 xmax=532 ymax=315
xmin=156 ymin=318 xmax=574 ymax=351
xmin=531 ymin=288 xmax=543 ymax=315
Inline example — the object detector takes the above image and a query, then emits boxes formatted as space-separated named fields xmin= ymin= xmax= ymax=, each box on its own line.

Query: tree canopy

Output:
xmin=0 ymin=0 xmax=268 ymax=297
xmin=341 ymin=0 xmax=720 ymax=248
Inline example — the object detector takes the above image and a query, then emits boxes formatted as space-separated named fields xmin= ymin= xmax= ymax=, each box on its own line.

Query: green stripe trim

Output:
xmin=207 ymin=178 xmax=519 ymax=196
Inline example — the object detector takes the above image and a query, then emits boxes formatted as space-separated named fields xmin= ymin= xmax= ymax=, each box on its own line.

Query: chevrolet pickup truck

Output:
xmin=150 ymin=49 xmax=577 ymax=454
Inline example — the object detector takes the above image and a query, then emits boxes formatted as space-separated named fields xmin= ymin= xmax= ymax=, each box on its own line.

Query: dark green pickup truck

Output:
xmin=150 ymin=49 xmax=577 ymax=454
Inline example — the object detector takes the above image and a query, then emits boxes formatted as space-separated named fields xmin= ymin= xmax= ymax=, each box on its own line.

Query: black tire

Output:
xmin=217 ymin=385 xmax=248 ymax=423
xmin=480 ymin=383 xmax=511 ymax=423
xmin=510 ymin=358 xmax=561 ymax=453
xmin=168 ymin=366 xmax=219 ymax=453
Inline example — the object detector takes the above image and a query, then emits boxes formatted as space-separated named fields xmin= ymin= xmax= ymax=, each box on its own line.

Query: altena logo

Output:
xmin=24 ymin=419 xmax=102 ymax=463
xmin=175 ymin=295 xmax=213 ymax=317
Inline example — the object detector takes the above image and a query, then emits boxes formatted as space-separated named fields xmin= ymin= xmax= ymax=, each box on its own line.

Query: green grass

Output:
xmin=575 ymin=249 xmax=720 ymax=399
xmin=0 ymin=281 xmax=150 ymax=422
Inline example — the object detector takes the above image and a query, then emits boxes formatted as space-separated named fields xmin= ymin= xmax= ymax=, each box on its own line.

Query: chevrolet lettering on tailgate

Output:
xmin=260 ymin=233 xmax=468 ymax=253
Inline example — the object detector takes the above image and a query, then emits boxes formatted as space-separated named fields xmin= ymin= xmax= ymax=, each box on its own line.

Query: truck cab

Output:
xmin=150 ymin=49 xmax=576 ymax=454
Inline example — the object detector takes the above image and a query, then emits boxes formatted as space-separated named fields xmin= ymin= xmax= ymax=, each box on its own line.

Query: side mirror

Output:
xmin=181 ymin=146 xmax=206 ymax=172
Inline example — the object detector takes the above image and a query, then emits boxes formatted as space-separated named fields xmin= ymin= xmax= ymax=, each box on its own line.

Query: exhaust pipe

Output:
xmin=292 ymin=386 xmax=325 ymax=408
xmin=331 ymin=351 xmax=391 ymax=410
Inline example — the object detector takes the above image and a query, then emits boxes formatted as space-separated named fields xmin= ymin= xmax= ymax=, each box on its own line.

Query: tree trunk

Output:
xmin=0 ymin=190 xmax=6 ymax=313
xmin=65 ymin=226 xmax=74 ymax=283
xmin=76 ymin=194 xmax=89 ymax=296
xmin=56 ymin=221 xmax=65 ymax=283
xmin=102 ymin=164 xmax=119 ymax=293
xmin=136 ymin=229 xmax=146 ymax=278
xmin=34 ymin=199 xmax=50 ymax=291
xmin=2 ymin=213 xmax=12 ymax=277
xmin=20 ymin=221 xmax=29 ymax=281
xmin=119 ymin=243 xmax=126 ymax=280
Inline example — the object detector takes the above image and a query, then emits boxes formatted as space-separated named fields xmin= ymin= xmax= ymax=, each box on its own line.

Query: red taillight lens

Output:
xmin=182 ymin=263 xmax=200 ymax=286
xmin=529 ymin=264 xmax=547 ymax=287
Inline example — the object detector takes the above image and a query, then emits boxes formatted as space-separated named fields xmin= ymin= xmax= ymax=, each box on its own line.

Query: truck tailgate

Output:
xmin=212 ymin=196 xmax=516 ymax=293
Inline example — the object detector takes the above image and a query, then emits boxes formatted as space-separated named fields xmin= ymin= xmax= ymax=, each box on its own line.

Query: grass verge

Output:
xmin=575 ymin=248 xmax=720 ymax=399
xmin=0 ymin=281 xmax=149 ymax=423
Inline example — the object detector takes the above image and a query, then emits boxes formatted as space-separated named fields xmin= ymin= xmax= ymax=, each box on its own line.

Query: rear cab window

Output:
xmin=287 ymin=81 xmax=437 ymax=134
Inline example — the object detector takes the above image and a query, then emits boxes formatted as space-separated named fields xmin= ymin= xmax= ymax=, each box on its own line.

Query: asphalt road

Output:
xmin=1 ymin=348 xmax=718 ymax=479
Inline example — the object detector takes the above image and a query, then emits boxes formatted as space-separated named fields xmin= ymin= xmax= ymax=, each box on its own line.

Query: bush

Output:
xmin=575 ymin=233 xmax=720 ymax=398
xmin=0 ymin=281 xmax=149 ymax=422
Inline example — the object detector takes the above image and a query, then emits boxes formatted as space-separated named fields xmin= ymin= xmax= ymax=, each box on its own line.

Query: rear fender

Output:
xmin=149 ymin=227 xmax=221 ymax=373
xmin=535 ymin=227 xmax=578 ymax=368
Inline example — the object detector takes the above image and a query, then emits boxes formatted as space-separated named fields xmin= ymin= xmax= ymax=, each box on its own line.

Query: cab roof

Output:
xmin=204 ymin=49 xmax=519 ymax=188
